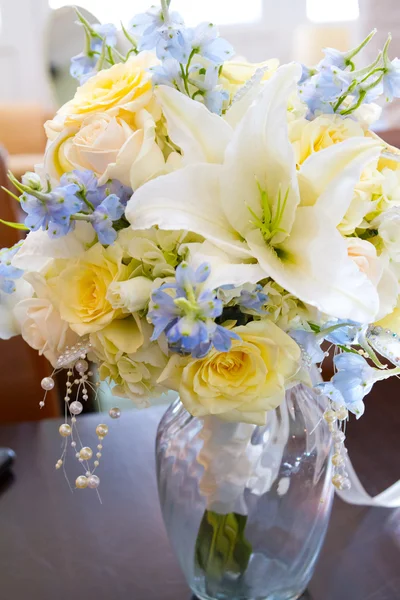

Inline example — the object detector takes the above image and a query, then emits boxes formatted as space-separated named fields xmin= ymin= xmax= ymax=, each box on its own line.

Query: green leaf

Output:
xmin=0 ymin=218 xmax=29 ymax=231
xmin=194 ymin=510 xmax=252 ymax=586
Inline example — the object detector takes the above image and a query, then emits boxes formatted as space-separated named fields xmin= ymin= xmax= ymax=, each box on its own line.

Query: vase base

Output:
xmin=191 ymin=588 xmax=308 ymax=600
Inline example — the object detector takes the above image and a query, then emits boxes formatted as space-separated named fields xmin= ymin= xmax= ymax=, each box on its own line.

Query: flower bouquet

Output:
xmin=2 ymin=2 xmax=400 ymax=598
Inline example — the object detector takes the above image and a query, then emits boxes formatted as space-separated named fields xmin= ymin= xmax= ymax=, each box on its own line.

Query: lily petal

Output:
xmin=246 ymin=206 xmax=380 ymax=322
xmin=126 ymin=163 xmax=251 ymax=258
xmin=299 ymin=137 xmax=382 ymax=226
xmin=220 ymin=64 xmax=302 ymax=244
xmin=155 ymin=85 xmax=232 ymax=164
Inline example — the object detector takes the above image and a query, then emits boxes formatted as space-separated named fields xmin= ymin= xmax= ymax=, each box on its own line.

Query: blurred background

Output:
xmin=0 ymin=0 xmax=400 ymax=423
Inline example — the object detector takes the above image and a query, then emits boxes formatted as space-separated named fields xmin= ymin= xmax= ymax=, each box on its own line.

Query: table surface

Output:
xmin=0 ymin=390 xmax=399 ymax=600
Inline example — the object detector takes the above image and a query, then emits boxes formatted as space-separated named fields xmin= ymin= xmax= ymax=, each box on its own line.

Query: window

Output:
xmin=306 ymin=0 xmax=360 ymax=23
xmin=49 ymin=1 xmax=263 ymax=26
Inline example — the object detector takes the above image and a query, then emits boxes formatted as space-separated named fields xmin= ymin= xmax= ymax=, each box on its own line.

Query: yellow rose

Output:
xmin=58 ymin=53 xmax=157 ymax=127
xmin=91 ymin=317 xmax=168 ymax=406
xmin=290 ymin=114 xmax=365 ymax=166
xmin=159 ymin=320 xmax=300 ymax=425
xmin=220 ymin=59 xmax=279 ymax=99
xmin=45 ymin=109 xmax=166 ymax=189
xmin=46 ymin=242 xmax=134 ymax=335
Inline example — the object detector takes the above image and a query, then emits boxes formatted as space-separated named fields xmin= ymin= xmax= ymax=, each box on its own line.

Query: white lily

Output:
xmin=127 ymin=64 xmax=383 ymax=322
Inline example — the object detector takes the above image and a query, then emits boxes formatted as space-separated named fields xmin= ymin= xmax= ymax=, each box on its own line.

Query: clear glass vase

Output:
xmin=156 ymin=384 xmax=334 ymax=600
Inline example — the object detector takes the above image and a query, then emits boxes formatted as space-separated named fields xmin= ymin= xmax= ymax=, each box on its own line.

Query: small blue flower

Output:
xmin=323 ymin=320 xmax=362 ymax=345
xmin=299 ymin=65 xmax=352 ymax=118
xmin=319 ymin=47 xmax=349 ymax=70
xmin=61 ymin=170 xmax=101 ymax=207
xmin=61 ymin=170 xmax=132 ymax=209
xmin=318 ymin=353 xmax=377 ymax=418
xmin=0 ymin=245 xmax=23 ymax=294
xmin=131 ymin=6 xmax=190 ymax=63
xmin=382 ymin=57 xmax=400 ymax=102
xmin=152 ymin=59 xmax=184 ymax=89
xmin=149 ymin=262 xmax=240 ymax=358
xmin=237 ymin=284 xmax=268 ymax=314
xmin=92 ymin=23 xmax=118 ymax=51
xmin=290 ymin=329 xmax=325 ymax=364
xmin=189 ymin=23 xmax=234 ymax=65
xmin=91 ymin=194 xmax=125 ymax=245
xmin=192 ymin=64 xmax=229 ymax=114
xmin=21 ymin=184 xmax=82 ymax=238
xmin=70 ymin=22 xmax=117 ymax=83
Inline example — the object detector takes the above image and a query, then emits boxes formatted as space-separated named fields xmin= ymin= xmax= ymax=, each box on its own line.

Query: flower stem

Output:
xmin=161 ymin=0 xmax=170 ymax=24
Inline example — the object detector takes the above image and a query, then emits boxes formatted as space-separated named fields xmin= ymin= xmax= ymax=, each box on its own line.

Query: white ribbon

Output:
xmin=336 ymin=456 xmax=400 ymax=508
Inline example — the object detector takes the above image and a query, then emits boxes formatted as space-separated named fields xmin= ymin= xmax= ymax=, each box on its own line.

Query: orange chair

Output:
xmin=0 ymin=103 xmax=48 ymax=180
xmin=0 ymin=146 xmax=60 ymax=424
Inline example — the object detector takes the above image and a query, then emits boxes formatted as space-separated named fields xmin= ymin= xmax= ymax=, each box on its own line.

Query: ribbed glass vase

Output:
xmin=156 ymin=384 xmax=333 ymax=600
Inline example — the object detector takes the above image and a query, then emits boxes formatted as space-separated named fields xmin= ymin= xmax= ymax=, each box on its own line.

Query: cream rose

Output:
xmin=159 ymin=320 xmax=301 ymax=425
xmin=346 ymin=237 xmax=398 ymax=321
xmin=58 ymin=53 xmax=157 ymax=126
xmin=45 ymin=109 xmax=166 ymax=190
xmin=14 ymin=297 xmax=78 ymax=367
xmin=46 ymin=242 xmax=134 ymax=335
xmin=220 ymin=58 xmax=279 ymax=99
xmin=346 ymin=238 xmax=382 ymax=284
xmin=290 ymin=114 xmax=365 ymax=166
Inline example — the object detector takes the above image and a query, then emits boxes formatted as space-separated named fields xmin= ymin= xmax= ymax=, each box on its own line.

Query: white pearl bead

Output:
xmin=96 ymin=424 xmax=109 ymax=437
xmin=59 ymin=424 xmax=72 ymax=437
xmin=332 ymin=430 xmax=346 ymax=443
xmin=66 ymin=382 xmax=72 ymax=388
xmin=75 ymin=359 xmax=89 ymax=374
xmin=324 ymin=410 xmax=337 ymax=423
xmin=41 ymin=377 xmax=55 ymax=391
xmin=87 ymin=475 xmax=100 ymax=489
xmin=94 ymin=460 xmax=99 ymax=467
xmin=85 ymin=471 xmax=91 ymax=477
xmin=70 ymin=401 xmax=83 ymax=415
xmin=39 ymin=401 xmax=45 ymax=408
xmin=71 ymin=416 xmax=77 ymax=423
xmin=76 ymin=476 xmax=88 ymax=489
xmin=82 ymin=395 xmax=88 ymax=401
xmin=79 ymin=447 xmax=93 ymax=460
xmin=96 ymin=452 xmax=102 ymax=458
xmin=336 ymin=406 xmax=349 ymax=421
xmin=71 ymin=441 xmax=77 ymax=448
xmin=332 ymin=474 xmax=344 ymax=489
xmin=109 ymin=407 xmax=121 ymax=419
xmin=97 ymin=444 xmax=103 ymax=450
xmin=332 ymin=453 xmax=345 ymax=467
xmin=75 ymin=452 xmax=80 ymax=458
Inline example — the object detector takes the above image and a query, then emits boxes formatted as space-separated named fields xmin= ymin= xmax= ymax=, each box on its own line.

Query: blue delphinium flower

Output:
xmin=152 ymin=58 xmax=184 ymax=89
xmin=382 ymin=57 xmax=400 ymax=102
xmin=237 ymin=284 xmax=268 ymax=314
xmin=290 ymin=329 xmax=325 ymax=364
xmin=149 ymin=262 xmax=240 ymax=358
xmin=317 ymin=353 xmax=377 ymax=418
xmin=70 ymin=22 xmax=117 ymax=83
xmin=299 ymin=65 xmax=351 ymax=118
xmin=91 ymin=194 xmax=125 ymax=245
xmin=21 ymin=183 xmax=83 ymax=238
xmin=323 ymin=320 xmax=362 ymax=345
xmin=0 ymin=245 xmax=23 ymax=294
xmin=61 ymin=170 xmax=132 ymax=209
xmin=188 ymin=22 xmax=234 ymax=64
xmin=131 ymin=5 xmax=190 ymax=62
xmin=193 ymin=64 xmax=229 ymax=113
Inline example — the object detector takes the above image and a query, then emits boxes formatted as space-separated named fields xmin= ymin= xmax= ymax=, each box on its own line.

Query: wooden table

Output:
xmin=0 ymin=399 xmax=399 ymax=600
